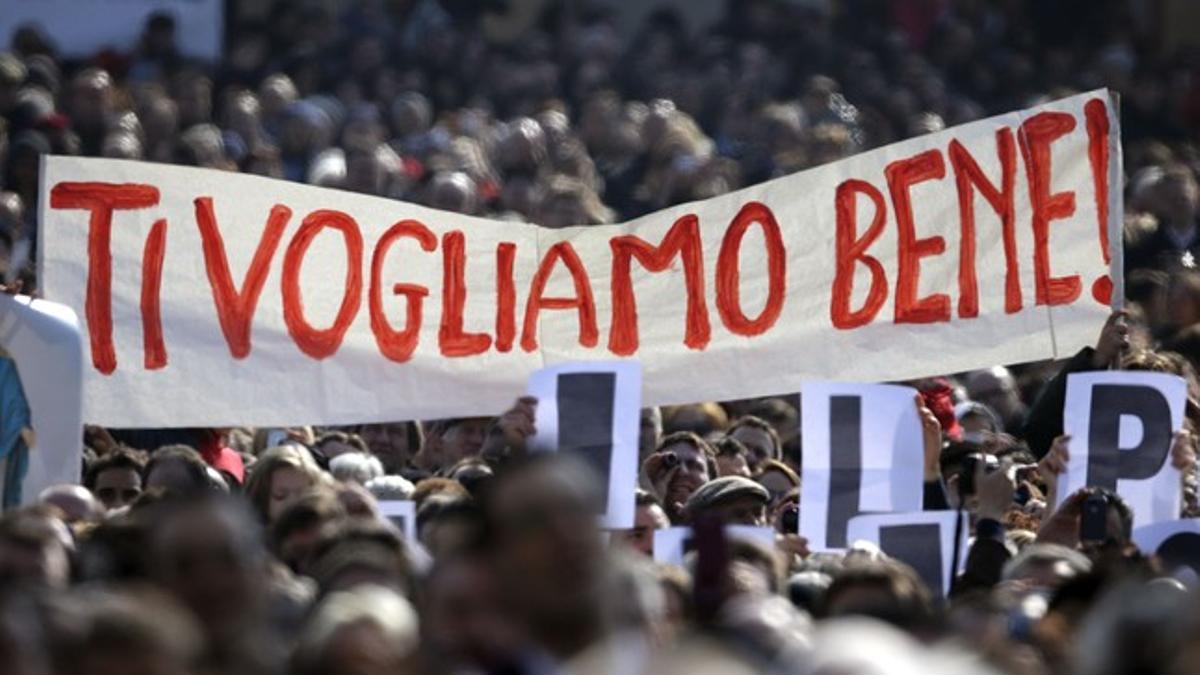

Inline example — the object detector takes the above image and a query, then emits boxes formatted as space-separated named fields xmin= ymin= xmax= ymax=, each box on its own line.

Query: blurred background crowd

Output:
xmin=2 ymin=1 xmax=1200 ymax=674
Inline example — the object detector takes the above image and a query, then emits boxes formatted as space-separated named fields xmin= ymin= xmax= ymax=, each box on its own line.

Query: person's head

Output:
xmin=243 ymin=445 xmax=325 ymax=524
xmin=1153 ymin=163 xmax=1199 ymax=229
xmin=714 ymin=437 xmax=752 ymax=478
xmin=755 ymin=459 xmax=800 ymax=507
xmin=172 ymin=70 xmax=213 ymax=129
xmin=954 ymin=401 xmax=1001 ymax=441
xmin=142 ymin=445 xmax=213 ymax=497
xmin=639 ymin=407 xmax=663 ymax=464
xmin=0 ymin=508 xmax=71 ymax=590
xmin=54 ymin=587 xmax=201 ymax=675
xmin=419 ymin=417 xmax=491 ymax=471
xmin=819 ymin=558 xmax=935 ymax=630
xmin=963 ymin=366 xmax=1025 ymax=431
xmin=148 ymin=496 xmax=269 ymax=642
xmin=425 ymin=171 xmax=479 ymax=215
xmin=84 ymin=449 xmax=147 ymax=512
xmin=482 ymin=456 xmax=607 ymax=658
xmin=141 ymin=11 xmax=178 ymax=58
xmin=258 ymin=74 xmax=298 ymax=121
xmin=329 ymin=452 xmax=384 ymax=486
xmin=421 ymin=551 xmax=517 ymax=670
xmin=270 ymin=487 xmax=347 ymax=571
xmin=67 ymin=68 xmax=114 ymax=134
xmin=355 ymin=422 xmax=422 ymax=475
xmin=1166 ymin=271 xmax=1200 ymax=332
xmin=417 ymin=495 xmax=481 ymax=559
xmin=684 ymin=476 xmax=770 ymax=526
xmin=444 ymin=458 xmax=494 ymax=497
xmin=664 ymin=402 xmax=729 ymax=437
xmin=654 ymin=432 xmax=718 ymax=512
xmin=727 ymin=415 xmax=782 ymax=470
xmin=389 ymin=91 xmax=432 ymax=139
xmin=304 ymin=520 xmax=415 ymax=596
xmin=1002 ymin=543 xmax=1092 ymax=589
xmin=613 ymin=490 xmax=670 ymax=557
xmin=364 ymin=475 xmax=415 ymax=502
xmin=315 ymin=431 xmax=368 ymax=461
xmin=101 ymin=130 xmax=143 ymax=160
xmin=0 ymin=191 xmax=22 ymax=235
xmin=292 ymin=585 xmax=419 ymax=675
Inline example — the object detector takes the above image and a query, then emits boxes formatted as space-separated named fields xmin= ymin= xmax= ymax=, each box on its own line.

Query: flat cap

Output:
xmin=685 ymin=476 xmax=770 ymax=515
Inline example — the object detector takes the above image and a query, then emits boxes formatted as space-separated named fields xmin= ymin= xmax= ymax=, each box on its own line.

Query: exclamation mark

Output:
xmin=1085 ymin=98 xmax=1113 ymax=305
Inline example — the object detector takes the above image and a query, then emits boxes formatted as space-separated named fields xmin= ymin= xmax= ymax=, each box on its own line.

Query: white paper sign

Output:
xmin=652 ymin=525 xmax=776 ymax=566
xmin=800 ymin=382 xmax=925 ymax=551
xmin=527 ymin=361 xmax=641 ymax=529
xmin=0 ymin=295 xmax=84 ymax=507
xmin=377 ymin=499 xmax=417 ymax=543
xmin=1058 ymin=372 xmax=1186 ymax=527
xmin=846 ymin=510 xmax=968 ymax=596
xmin=1132 ymin=519 xmax=1200 ymax=579
xmin=1 ymin=0 xmax=223 ymax=60
xmin=40 ymin=91 xmax=1120 ymax=427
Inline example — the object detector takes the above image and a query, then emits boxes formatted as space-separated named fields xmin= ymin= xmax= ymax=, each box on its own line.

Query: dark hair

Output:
xmin=416 ymin=495 xmax=480 ymax=541
xmin=819 ymin=558 xmax=936 ymax=629
xmin=84 ymin=449 xmax=148 ymax=490
xmin=142 ymin=445 xmax=211 ymax=495
xmin=656 ymin=431 xmax=718 ymax=478
xmin=728 ymin=415 xmax=782 ymax=459
xmin=268 ymin=488 xmax=346 ymax=558
xmin=713 ymin=436 xmax=749 ymax=459
xmin=314 ymin=431 xmax=368 ymax=455
xmin=755 ymin=459 xmax=799 ymax=488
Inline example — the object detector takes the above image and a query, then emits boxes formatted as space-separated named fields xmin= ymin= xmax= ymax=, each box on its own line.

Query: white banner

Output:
xmin=39 ymin=91 xmax=1121 ymax=427
xmin=1 ymin=0 xmax=223 ymax=60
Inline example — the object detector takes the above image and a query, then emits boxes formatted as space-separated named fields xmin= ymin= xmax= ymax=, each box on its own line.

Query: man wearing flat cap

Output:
xmin=683 ymin=475 xmax=770 ymax=527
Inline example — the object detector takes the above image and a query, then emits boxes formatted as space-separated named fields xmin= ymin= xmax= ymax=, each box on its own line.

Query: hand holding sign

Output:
xmin=480 ymin=396 xmax=538 ymax=460
xmin=1090 ymin=310 xmax=1130 ymax=369
xmin=917 ymin=393 xmax=943 ymax=482
xmin=1036 ymin=434 xmax=1071 ymax=506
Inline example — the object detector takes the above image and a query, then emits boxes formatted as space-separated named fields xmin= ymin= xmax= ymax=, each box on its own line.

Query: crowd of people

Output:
xmin=2 ymin=0 xmax=1200 ymax=673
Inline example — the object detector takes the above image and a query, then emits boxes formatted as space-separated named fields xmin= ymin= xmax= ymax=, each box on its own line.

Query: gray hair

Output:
xmin=1002 ymin=543 xmax=1091 ymax=582
xmin=295 ymin=584 xmax=419 ymax=668
xmin=365 ymin=475 xmax=415 ymax=501
xmin=329 ymin=452 xmax=384 ymax=486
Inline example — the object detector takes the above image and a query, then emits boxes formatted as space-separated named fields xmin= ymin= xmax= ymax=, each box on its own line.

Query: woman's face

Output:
xmin=267 ymin=465 xmax=312 ymax=522
xmin=756 ymin=469 xmax=794 ymax=505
